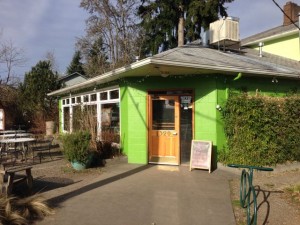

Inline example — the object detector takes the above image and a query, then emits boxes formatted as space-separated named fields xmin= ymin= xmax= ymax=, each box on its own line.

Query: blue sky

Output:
xmin=0 ymin=0 xmax=294 ymax=80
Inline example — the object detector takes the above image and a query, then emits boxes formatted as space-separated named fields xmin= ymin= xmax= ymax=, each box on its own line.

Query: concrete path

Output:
xmin=39 ymin=159 xmax=238 ymax=225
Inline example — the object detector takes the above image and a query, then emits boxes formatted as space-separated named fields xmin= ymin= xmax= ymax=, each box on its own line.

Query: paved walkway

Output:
xmin=39 ymin=158 xmax=238 ymax=225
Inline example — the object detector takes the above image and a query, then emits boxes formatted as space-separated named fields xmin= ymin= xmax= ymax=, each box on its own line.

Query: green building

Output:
xmin=48 ymin=41 xmax=300 ymax=166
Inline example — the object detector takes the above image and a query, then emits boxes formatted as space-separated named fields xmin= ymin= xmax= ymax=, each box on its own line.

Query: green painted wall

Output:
xmin=120 ymin=75 xmax=299 ymax=164
xmin=56 ymin=73 xmax=299 ymax=164
xmin=120 ymin=76 xmax=218 ymax=164
xmin=251 ymin=33 xmax=300 ymax=61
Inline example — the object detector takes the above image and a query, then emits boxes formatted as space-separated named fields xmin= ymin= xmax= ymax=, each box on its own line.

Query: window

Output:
xmin=83 ymin=95 xmax=89 ymax=102
xmin=91 ymin=94 xmax=97 ymax=102
xmin=61 ymin=87 xmax=120 ymax=141
xmin=72 ymin=105 xmax=82 ymax=131
xmin=152 ymin=99 xmax=175 ymax=130
xmin=63 ymin=107 xmax=70 ymax=132
xmin=101 ymin=103 xmax=120 ymax=132
xmin=100 ymin=92 xmax=107 ymax=100
xmin=110 ymin=90 xmax=119 ymax=100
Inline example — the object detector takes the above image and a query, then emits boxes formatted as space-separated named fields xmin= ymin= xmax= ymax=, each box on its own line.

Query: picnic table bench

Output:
xmin=31 ymin=137 xmax=54 ymax=163
xmin=0 ymin=164 xmax=33 ymax=195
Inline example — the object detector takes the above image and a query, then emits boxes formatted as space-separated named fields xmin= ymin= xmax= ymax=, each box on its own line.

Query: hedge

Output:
xmin=219 ymin=93 xmax=300 ymax=166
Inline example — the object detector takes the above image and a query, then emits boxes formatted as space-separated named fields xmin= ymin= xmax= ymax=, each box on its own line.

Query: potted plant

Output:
xmin=61 ymin=130 xmax=93 ymax=170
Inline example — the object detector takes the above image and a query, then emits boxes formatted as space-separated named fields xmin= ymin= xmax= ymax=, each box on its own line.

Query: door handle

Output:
xmin=173 ymin=132 xmax=177 ymax=135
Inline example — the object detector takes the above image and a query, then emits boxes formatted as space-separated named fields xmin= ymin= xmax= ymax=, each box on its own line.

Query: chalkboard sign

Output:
xmin=190 ymin=140 xmax=212 ymax=173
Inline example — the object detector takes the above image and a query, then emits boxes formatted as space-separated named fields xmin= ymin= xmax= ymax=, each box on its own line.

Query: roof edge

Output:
xmin=48 ymin=58 xmax=152 ymax=96
xmin=242 ymin=29 xmax=298 ymax=46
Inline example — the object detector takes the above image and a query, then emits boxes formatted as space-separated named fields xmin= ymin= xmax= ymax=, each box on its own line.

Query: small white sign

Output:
xmin=181 ymin=96 xmax=192 ymax=104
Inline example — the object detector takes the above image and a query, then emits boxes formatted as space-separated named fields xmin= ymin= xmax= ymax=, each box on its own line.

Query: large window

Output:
xmin=61 ymin=87 xmax=120 ymax=142
xmin=101 ymin=103 xmax=119 ymax=132
xmin=63 ymin=107 xmax=70 ymax=131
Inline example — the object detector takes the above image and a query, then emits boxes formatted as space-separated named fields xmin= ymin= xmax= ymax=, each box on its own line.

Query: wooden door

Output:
xmin=148 ymin=95 xmax=180 ymax=165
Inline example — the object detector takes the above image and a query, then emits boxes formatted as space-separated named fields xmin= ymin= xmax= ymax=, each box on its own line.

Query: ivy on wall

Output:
xmin=220 ymin=93 xmax=300 ymax=166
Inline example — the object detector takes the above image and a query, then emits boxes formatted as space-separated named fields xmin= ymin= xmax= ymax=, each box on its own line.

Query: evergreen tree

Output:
xmin=77 ymin=37 xmax=109 ymax=77
xmin=19 ymin=60 xmax=60 ymax=121
xmin=66 ymin=51 xmax=86 ymax=75
xmin=138 ymin=0 xmax=234 ymax=55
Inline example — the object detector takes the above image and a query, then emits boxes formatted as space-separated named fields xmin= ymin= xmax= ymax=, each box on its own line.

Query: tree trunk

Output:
xmin=178 ymin=5 xmax=184 ymax=47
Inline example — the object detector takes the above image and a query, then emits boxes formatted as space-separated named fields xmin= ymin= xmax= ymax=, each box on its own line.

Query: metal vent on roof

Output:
xmin=209 ymin=17 xmax=240 ymax=47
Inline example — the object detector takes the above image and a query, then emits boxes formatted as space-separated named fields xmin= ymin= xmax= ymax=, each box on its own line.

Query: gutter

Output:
xmin=48 ymin=55 xmax=300 ymax=97
xmin=151 ymin=58 xmax=300 ymax=78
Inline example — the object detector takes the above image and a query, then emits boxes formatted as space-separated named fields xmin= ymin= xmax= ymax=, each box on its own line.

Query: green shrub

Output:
xmin=221 ymin=93 xmax=300 ymax=166
xmin=61 ymin=131 xmax=91 ymax=164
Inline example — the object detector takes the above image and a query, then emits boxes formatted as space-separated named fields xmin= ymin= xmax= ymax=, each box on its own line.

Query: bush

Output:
xmin=221 ymin=93 xmax=300 ymax=166
xmin=61 ymin=131 xmax=91 ymax=164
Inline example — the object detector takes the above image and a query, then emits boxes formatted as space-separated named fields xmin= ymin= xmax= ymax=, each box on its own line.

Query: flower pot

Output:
xmin=71 ymin=154 xmax=94 ymax=171
xmin=71 ymin=161 xmax=87 ymax=171
xmin=46 ymin=121 xmax=55 ymax=136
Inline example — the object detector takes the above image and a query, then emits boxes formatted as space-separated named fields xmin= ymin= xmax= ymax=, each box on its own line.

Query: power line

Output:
xmin=271 ymin=0 xmax=300 ymax=30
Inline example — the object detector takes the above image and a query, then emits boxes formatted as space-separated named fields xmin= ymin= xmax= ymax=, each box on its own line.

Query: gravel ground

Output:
xmin=229 ymin=162 xmax=300 ymax=225
xmin=11 ymin=149 xmax=105 ymax=197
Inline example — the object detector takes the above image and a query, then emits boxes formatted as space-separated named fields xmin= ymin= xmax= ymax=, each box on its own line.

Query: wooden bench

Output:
xmin=31 ymin=137 xmax=53 ymax=163
xmin=0 ymin=164 xmax=33 ymax=195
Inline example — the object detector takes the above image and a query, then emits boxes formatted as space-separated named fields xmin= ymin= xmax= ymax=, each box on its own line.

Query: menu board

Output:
xmin=190 ymin=140 xmax=212 ymax=173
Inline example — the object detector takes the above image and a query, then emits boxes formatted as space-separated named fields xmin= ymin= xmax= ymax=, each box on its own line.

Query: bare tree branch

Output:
xmin=0 ymin=38 xmax=26 ymax=85
xmin=78 ymin=0 xmax=142 ymax=76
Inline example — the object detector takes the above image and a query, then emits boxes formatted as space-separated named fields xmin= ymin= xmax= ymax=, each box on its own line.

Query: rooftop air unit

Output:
xmin=209 ymin=17 xmax=240 ymax=48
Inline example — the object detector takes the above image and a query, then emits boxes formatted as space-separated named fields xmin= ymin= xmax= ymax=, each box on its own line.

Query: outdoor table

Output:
xmin=0 ymin=133 xmax=33 ymax=139
xmin=0 ymin=138 xmax=36 ymax=162
xmin=0 ymin=130 xmax=26 ymax=135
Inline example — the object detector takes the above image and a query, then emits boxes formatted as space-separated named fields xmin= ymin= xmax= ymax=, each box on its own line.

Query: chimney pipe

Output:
xmin=258 ymin=42 xmax=264 ymax=57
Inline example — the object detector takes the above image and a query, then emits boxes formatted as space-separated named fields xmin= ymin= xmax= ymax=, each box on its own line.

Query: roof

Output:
xmin=241 ymin=22 xmax=299 ymax=46
xmin=48 ymin=42 xmax=300 ymax=96
xmin=58 ymin=72 xmax=88 ymax=82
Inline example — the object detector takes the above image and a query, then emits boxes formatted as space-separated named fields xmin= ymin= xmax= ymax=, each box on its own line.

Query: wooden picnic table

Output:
xmin=0 ymin=164 xmax=33 ymax=195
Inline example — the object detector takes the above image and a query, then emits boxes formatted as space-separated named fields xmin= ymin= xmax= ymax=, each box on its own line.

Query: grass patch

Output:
xmin=264 ymin=183 xmax=275 ymax=188
xmin=232 ymin=199 xmax=240 ymax=207
xmin=286 ymin=184 xmax=300 ymax=204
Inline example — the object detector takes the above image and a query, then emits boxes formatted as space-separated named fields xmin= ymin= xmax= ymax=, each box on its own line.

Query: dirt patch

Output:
xmin=230 ymin=164 xmax=300 ymax=225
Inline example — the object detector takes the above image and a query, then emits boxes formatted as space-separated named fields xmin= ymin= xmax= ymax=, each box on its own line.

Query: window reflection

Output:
xmin=101 ymin=103 xmax=119 ymax=133
xmin=63 ymin=107 xmax=70 ymax=131
xmin=152 ymin=99 xmax=175 ymax=130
